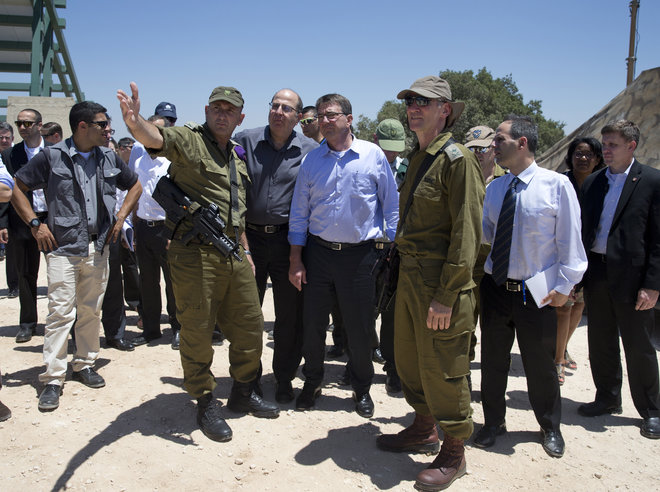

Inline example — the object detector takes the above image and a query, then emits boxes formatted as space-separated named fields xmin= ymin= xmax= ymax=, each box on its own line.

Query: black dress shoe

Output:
xmin=0 ymin=399 xmax=12 ymax=421
xmin=577 ymin=400 xmax=622 ymax=417
xmin=473 ymin=423 xmax=506 ymax=448
xmin=38 ymin=384 xmax=62 ymax=411
xmin=275 ymin=381 xmax=295 ymax=404
xmin=197 ymin=394 xmax=232 ymax=442
xmin=353 ymin=392 xmax=374 ymax=418
xmin=372 ymin=348 xmax=386 ymax=364
xmin=296 ymin=385 xmax=321 ymax=410
xmin=227 ymin=381 xmax=280 ymax=418
xmin=71 ymin=367 xmax=105 ymax=388
xmin=132 ymin=333 xmax=162 ymax=346
xmin=15 ymin=325 xmax=35 ymax=343
xmin=211 ymin=330 xmax=224 ymax=346
xmin=541 ymin=428 xmax=565 ymax=458
xmin=641 ymin=417 xmax=660 ymax=439
xmin=171 ymin=331 xmax=180 ymax=350
xmin=106 ymin=338 xmax=135 ymax=351
xmin=326 ymin=345 xmax=345 ymax=359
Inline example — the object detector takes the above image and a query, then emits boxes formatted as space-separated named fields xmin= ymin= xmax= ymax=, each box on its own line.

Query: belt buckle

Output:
xmin=264 ymin=225 xmax=277 ymax=233
xmin=330 ymin=242 xmax=342 ymax=251
xmin=505 ymin=280 xmax=521 ymax=292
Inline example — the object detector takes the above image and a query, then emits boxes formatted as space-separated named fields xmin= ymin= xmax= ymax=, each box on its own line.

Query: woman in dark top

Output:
xmin=556 ymin=137 xmax=605 ymax=384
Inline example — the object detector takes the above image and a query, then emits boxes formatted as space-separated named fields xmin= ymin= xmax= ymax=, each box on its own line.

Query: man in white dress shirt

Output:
xmin=474 ymin=115 xmax=587 ymax=458
xmin=131 ymin=115 xmax=180 ymax=349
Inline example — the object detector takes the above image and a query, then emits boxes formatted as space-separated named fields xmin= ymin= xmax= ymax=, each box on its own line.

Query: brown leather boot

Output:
xmin=377 ymin=412 xmax=440 ymax=454
xmin=414 ymin=434 xmax=466 ymax=491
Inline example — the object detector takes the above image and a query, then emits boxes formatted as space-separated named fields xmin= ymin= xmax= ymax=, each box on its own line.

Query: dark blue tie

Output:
xmin=491 ymin=177 xmax=520 ymax=285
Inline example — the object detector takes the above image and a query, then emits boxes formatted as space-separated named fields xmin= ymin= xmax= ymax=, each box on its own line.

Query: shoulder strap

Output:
xmin=399 ymin=137 xmax=455 ymax=227
xmin=228 ymin=156 xmax=241 ymax=245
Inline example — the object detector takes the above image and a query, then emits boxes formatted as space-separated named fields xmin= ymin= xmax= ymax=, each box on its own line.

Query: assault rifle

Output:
xmin=152 ymin=176 xmax=242 ymax=262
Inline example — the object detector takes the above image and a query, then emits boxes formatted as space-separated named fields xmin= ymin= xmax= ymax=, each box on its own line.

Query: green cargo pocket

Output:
xmin=429 ymin=331 xmax=471 ymax=380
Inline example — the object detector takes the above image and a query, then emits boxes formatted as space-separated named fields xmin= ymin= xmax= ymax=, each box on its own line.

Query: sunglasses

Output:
xmin=90 ymin=120 xmax=110 ymax=129
xmin=15 ymin=120 xmax=37 ymax=128
xmin=404 ymin=96 xmax=432 ymax=107
xmin=300 ymin=117 xmax=317 ymax=126
xmin=470 ymin=146 xmax=490 ymax=154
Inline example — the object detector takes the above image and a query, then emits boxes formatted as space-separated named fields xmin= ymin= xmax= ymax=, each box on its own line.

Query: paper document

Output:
xmin=525 ymin=263 xmax=559 ymax=308
xmin=121 ymin=219 xmax=134 ymax=252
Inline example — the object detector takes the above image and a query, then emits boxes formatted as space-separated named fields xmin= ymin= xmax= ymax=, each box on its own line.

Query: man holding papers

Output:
xmin=475 ymin=115 xmax=587 ymax=458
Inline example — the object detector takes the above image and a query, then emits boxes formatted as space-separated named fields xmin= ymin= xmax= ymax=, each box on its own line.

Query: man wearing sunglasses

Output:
xmin=234 ymin=89 xmax=318 ymax=404
xmin=299 ymin=106 xmax=323 ymax=143
xmin=376 ymin=76 xmax=485 ymax=491
xmin=11 ymin=101 xmax=142 ymax=412
xmin=288 ymin=93 xmax=399 ymax=418
xmin=0 ymin=109 xmax=48 ymax=344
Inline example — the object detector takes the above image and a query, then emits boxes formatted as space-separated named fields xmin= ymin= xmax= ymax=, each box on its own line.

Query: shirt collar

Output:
xmin=320 ymin=134 xmax=359 ymax=157
xmin=264 ymin=126 xmax=302 ymax=151
xmin=510 ymin=160 xmax=537 ymax=187
xmin=605 ymin=158 xmax=634 ymax=183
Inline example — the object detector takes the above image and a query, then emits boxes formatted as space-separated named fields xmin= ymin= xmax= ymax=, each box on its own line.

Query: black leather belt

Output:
xmin=144 ymin=219 xmax=165 ymax=227
xmin=503 ymin=279 xmax=524 ymax=292
xmin=89 ymin=233 xmax=98 ymax=243
xmin=375 ymin=241 xmax=392 ymax=250
xmin=311 ymin=234 xmax=373 ymax=251
xmin=247 ymin=223 xmax=287 ymax=233
xmin=589 ymin=251 xmax=607 ymax=263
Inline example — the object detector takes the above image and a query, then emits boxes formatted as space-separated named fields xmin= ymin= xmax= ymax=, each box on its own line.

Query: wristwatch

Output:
xmin=29 ymin=218 xmax=40 ymax=228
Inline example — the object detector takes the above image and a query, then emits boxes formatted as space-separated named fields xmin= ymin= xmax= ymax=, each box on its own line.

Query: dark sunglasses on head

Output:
xmin=15 ymin=120 xmax=36 ymax=128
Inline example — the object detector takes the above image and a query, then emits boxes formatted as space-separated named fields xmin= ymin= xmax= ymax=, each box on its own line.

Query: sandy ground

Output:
xmin=1 ymin=258 xmax=659 ymax=492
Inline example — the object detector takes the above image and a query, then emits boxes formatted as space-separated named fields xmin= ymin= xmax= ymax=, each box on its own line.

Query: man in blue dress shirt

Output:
xmin=288 ymin=93 xmax=399 ymax=418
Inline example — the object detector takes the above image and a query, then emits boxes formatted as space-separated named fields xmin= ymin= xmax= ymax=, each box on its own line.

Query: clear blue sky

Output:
xmin=57 ymin=0 xmax=659 ymax=141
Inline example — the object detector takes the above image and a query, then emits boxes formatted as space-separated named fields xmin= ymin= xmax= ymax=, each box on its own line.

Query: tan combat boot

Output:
xmin=376 ymin=412 xmax=440 ymax=454
xmin=414 ymin=434 xmax=466 ymax=491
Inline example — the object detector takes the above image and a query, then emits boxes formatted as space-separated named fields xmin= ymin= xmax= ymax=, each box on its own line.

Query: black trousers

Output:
xmin=301 ymin=238 xmax=377 ymax=395
xmin=480 ymin=274 xmax=561 ymax=431
xmin=7 ymin=233 xmax=40 ymax=331
xmin=5 ymin=242 xmax=18 ymax=290
xmin=101 ymin=240 xmax=127 ymax=341
xmin=120 ymin=245 xmax=141 ymax=312
xmin=583 ymin=259 xmax=660 ymax=418
xmin=379 ymin=291 xmax=396 ymax=374
xmin=135 ymin=220 xmax=179 ymax=338
xmin=246 ymin=227 xmax=302 ymax=382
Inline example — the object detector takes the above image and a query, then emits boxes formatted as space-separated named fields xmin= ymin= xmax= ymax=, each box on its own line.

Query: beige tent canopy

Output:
xmin=538 ymin=67 xmax=660 ymax=172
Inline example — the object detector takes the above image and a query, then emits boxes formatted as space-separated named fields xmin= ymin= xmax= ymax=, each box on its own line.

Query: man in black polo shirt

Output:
xmin=234 ymin=88 xmax=318 ymax=403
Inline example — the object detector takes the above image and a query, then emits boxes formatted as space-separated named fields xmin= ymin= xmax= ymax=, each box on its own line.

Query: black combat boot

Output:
xmin=196 ymin=393 xmax=232 ymax=442
xmin=227 ymin=380 xmax=280 ymax=418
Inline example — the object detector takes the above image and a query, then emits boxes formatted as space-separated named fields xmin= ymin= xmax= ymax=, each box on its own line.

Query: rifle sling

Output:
xmin=399 ymin=137 xmax=456 ymax=230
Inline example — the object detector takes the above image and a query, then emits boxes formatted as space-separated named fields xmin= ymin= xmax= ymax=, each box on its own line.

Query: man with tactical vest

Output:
xmin=118 ymin=82 xmax=279 ymax=444
xmin=376 ymin=76 xmax=485 ymax=491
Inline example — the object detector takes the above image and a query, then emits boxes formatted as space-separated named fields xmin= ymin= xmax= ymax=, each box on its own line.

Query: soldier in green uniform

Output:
xmin=376 ymin=76 xmax=485 ymax=491
xmin=118 ymin=82 xmax=279 ymax=443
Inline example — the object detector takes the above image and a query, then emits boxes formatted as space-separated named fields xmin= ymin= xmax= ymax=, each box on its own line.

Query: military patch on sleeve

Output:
xmin=444 ymin=144 xmax=463 ymax=162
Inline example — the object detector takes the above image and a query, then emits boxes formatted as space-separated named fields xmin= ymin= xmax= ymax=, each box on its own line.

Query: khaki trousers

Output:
xmin=40 ymin=243 xmax=109 ymax=386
